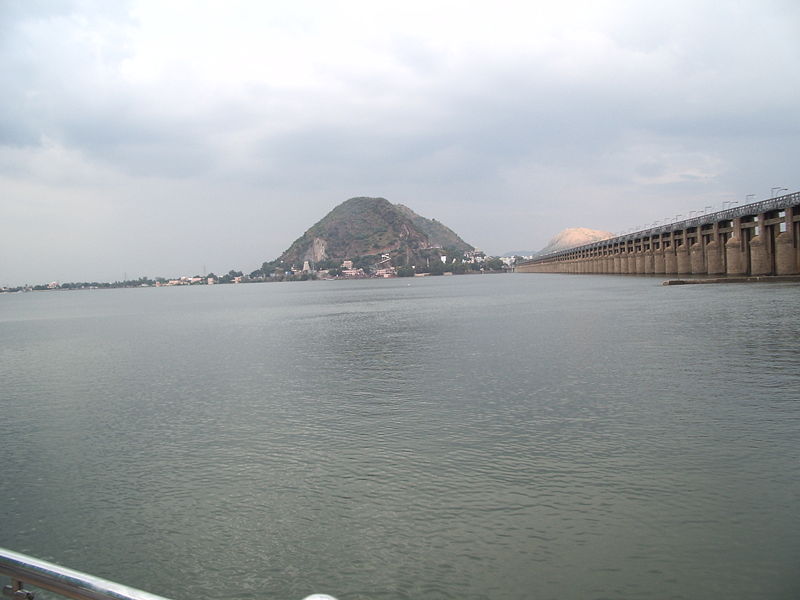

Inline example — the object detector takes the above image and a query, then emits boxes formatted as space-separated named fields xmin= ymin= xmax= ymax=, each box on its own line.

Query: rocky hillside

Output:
xmin=394 ymin=204 xmax=473 ymax=253
xmin=276 ymin=197 xmax=473 ymax=267
xmin=535 ymin=227 xmax=614 ymax=256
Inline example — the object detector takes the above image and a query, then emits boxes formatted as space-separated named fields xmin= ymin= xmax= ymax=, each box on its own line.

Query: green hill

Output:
xmin=394 ymin=204 xmax=473 ymax=253
xmin=275 ymin=197 xmax=473 ymax=268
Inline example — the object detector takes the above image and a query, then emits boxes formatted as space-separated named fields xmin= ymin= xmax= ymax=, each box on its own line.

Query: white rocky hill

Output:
xmin=535 ymin=227 xmax=614 ymax=256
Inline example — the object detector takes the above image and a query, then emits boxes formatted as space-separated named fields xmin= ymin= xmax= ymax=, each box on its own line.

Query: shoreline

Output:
xmin=663 ymin=275 xmax=800 ymax=286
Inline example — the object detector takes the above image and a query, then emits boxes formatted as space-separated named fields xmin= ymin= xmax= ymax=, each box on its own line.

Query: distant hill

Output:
xmin=534 ymin=227 xmax=614 ymax=256
xmin=276 ymin=197 xmax=474 ymax=267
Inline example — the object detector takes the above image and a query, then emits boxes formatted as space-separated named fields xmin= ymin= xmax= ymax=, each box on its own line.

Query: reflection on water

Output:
xmin=2 ymin=275 xmax=799 ymax=600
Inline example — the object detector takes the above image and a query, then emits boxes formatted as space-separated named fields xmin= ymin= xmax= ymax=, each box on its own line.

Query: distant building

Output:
xmin=341 ymin=268 xmax=366 ymax=278
xmin=374 ymin=267 xmax=396 ymax=278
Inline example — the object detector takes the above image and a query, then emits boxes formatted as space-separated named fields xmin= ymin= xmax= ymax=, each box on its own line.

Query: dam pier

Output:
xmin=517 ymin=192 xmax=800 ymax=277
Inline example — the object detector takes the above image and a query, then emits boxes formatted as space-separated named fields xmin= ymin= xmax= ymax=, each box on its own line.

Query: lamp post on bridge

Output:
xmin=771 ymin=187 xmax=788 ymax=198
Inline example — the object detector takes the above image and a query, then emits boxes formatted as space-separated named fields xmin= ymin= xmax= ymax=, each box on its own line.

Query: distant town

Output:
xmin=1 ymin=251 xmax=534 ymax=294
xmin=2 ymin=197 xmax=547 ymax=295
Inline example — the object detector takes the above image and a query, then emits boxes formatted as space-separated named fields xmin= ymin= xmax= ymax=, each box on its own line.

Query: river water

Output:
xmin=1 ymin=274 xmax=799 ymax=600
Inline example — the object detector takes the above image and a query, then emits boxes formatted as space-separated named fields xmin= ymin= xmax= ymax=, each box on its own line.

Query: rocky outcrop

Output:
xmin=276 ymin=197 xmax=473 ymax=267
xmin=536 ymin=227 xmax=614 ymax=256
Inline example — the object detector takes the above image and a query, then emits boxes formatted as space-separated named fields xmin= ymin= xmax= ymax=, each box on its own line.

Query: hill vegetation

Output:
xmin=394 ymin=204 xmax=473 ymax=253
xmin=274 ymin=197 xmax=474 ymax=269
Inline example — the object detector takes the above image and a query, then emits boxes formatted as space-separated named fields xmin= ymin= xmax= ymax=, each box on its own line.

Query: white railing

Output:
xmin=0 ymin=547 xmax=335 ymax=600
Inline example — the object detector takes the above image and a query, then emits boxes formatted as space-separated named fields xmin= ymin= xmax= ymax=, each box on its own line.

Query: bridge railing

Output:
xmin=0 ymin=547 xmax=335 ymax=600
xmin=523 ymin=191 xmax=800 ymax=263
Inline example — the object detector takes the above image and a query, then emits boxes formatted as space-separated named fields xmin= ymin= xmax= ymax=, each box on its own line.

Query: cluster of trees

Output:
xmin=214 ymin=270 xmax=242 ymax=283
xmin=251 ymin=249 xmax=508 ymax=280
xmin=395 ymin=257 xmax=505 ymax=277
xmin=16 ymin=276 xmax=160 ymax=291
xmin=247 ymin=262 xmax=319 ymax=282
xmin=4 ymin=252 xmax=512 ymax=294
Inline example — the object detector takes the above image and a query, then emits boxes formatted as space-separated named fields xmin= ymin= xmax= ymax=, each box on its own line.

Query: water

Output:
xmin=1 ymin=274 xmax=799 ymax=600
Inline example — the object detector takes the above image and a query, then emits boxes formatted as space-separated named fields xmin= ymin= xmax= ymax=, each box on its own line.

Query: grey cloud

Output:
xmin=2 ymin=0 xmax=799 ymax=284
xmin=0 ymin=1 xmax=136 ymax=145
xmin=2 ymin=1 xmax=789 ymax=186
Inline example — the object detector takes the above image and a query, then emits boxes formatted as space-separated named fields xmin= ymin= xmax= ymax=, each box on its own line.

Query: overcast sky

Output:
xmin=1 ymin=0 xmax=798 ymax=284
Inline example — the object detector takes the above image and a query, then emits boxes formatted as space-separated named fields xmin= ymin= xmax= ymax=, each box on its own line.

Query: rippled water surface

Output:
xmin=2 ymin=274 xmax=799 ymax=600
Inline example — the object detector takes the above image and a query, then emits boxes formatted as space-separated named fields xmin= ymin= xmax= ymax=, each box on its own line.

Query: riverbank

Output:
xmin=663 ymin=275 xmax=800 ymax=285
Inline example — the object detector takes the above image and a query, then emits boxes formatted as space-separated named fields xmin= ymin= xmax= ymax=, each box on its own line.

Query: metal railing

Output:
xmin=0 ymin=548 xmax=335 ymax=600
xmin=522 ymin=191 xmax=800 ymax=264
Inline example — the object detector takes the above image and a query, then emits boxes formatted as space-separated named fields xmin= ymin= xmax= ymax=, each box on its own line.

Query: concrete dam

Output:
xmin=516 ymin=192 xmax=800 ymax=277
